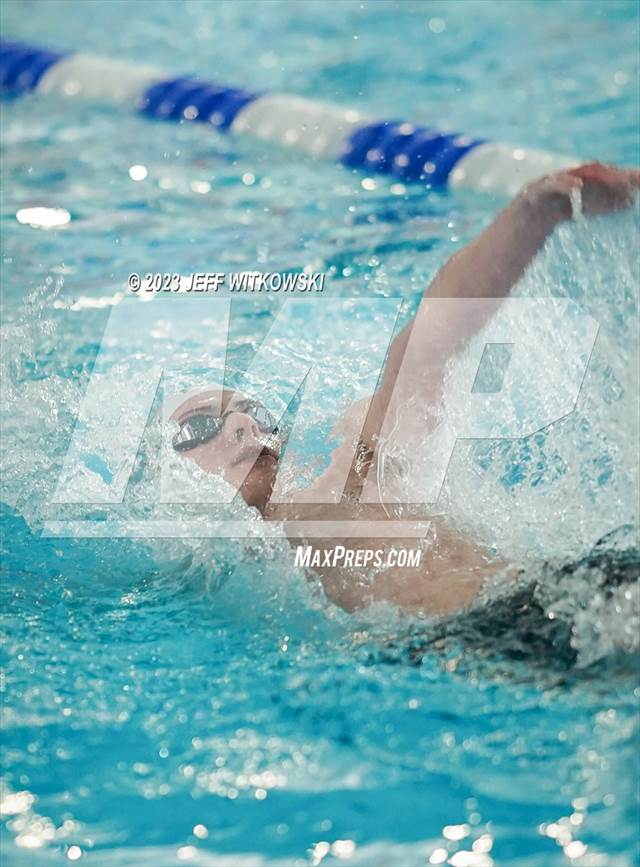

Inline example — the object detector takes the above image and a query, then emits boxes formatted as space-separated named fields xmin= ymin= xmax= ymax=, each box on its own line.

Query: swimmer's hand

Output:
xmin=525 ymin=162 xmax=640 ymax=221
xmin=354 ymin=160 xmax=637 ymax=467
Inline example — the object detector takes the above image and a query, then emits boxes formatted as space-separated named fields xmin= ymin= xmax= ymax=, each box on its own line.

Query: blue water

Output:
xmin=1 ymin=1 xmax=639 ymax=865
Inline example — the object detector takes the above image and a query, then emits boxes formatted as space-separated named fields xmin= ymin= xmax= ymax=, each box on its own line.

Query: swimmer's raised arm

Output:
xmin=359 ymin=163 xmax=639 ymax=450
xmin=427 ymin=162 xmax=638 ymax=302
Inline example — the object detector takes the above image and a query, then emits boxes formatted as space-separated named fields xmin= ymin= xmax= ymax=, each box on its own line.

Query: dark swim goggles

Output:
xmin=172 ymin=399 xmax=278 ymax=452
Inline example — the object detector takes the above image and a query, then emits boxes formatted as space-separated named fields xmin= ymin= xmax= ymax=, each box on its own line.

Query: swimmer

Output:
xmin=169 ymin=163 xmax=639 ymax=616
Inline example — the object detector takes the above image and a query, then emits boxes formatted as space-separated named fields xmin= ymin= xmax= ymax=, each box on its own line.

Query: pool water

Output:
xmin=1 ymin=1 xmax=639 ymax=865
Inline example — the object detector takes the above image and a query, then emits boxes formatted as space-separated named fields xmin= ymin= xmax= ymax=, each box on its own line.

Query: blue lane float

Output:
xmin=0 ymin=40 xmax=67 ymax=93
xmin=140 ymin=77 xmax=259 ymax=130
xmin=0 ymin=38 xmax=577 ymax=196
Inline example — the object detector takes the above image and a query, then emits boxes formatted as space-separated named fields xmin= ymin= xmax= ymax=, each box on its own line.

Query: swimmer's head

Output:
xmin=167 ymin=387 xmax=281 ymax=513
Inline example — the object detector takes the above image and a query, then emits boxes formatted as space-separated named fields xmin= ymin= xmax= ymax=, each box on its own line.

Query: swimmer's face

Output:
xmin=170 ymin=389 xmax=280 ymax=513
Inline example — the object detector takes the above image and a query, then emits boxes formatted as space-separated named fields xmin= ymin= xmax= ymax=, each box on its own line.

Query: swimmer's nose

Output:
xmin=223 ymin=412 xmax=261 ymax=447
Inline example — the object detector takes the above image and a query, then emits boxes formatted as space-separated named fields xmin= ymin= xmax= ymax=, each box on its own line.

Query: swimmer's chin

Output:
xmin=233 ymin=442 xmax=280 ymax=467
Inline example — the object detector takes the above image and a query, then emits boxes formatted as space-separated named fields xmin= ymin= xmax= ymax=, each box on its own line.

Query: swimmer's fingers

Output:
xmin=526 ymin=162 xmax=639 ymax=221
xmin=522 ymin=172 xmax=583 ymax=220
xmin=567 ymin=161 xmax=640 ymax=186
xmin=532 ymin=172 xmax=583 ymax=199
xmin=565 ymin=162 xmax=640 ymax=215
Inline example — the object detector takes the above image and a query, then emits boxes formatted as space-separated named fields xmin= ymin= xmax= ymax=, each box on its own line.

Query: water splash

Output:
xmin=1 ymin=213 xmax=638 ymax=669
